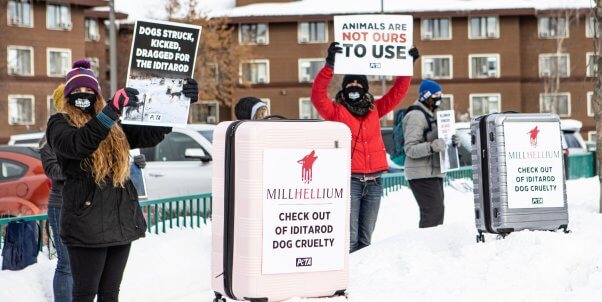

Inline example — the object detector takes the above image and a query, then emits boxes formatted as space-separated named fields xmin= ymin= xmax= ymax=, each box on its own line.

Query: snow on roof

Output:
xmin=113 ymin=0 xmax=236 ymax=22
xmin=212 ymin=0 xmax=595 ymax=18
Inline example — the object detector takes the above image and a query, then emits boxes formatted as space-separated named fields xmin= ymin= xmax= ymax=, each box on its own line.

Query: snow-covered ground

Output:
xmin=1 ymin=177 xmax=601 ymax=301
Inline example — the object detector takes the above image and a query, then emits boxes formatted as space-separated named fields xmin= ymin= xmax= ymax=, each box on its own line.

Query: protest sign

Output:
xmin=504 ymin=122 xmax=565 ymax=209
xmin=437 ymin=110 xmax=460 ymax=173
xmin=333 ymin=14 xmax=413 ymax=76
xmin=262 ymin=149 xmax=347 ymax=274
xmin=122 ymin=19 xmax=202 ymax=127
xmin=129 ymin=149 xmax=148 ymax=199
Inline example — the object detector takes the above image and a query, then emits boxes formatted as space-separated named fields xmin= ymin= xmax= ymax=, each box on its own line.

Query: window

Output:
xmin=539 ymin=93 xmax=571 ymax=117
xmin=240 ymin=60 xmax=269 ymax=84
xmin=190 ymin=101 xmax=219 ymax=124
xmin=47 ymin=48 xmax=71 ymax=77
xmin=299 ymin=98 xmax=320 ymax=119
xmin=143 ymin=132 xmax=206 ymax=162
xmin=422 ymin=55 xmax=452 ymax=79
xmin=239 ymin=23 xmax=268 ymax=45
xmin=298 ymin=21 xmax=327 ymax=43
xmin=47 ymin=95 xmax=58 ymax=117
xmin=0 ymin=160 xmax=27 ymax=182
xmin=8 ymin=95 xmax=35 ymax=125
xmin=587 ymin=16 xmax=599 ymax=38
xmin=439 ymin=94 xmax=454 ymax=111
xmin=469 ymin=16 xmax=499 ymax=39
xmin=7 ymin=46 xmax=33 ymax=76
xmin=87 ymin=57 xmax=100 ymax=76
xmin=298 ymin=59 xmax=323 ymax=82
xmin=588 ymin=131 xmax=597 ymax=142
xmin=261 ymin=98 xmax=271 ymax=111
xmin=207 ymin=63 xmax=219 ymax=82
xmin=587 ymin=52 xmax=598 ymax=77
xmin=539 ymin=54 xmax=570 ymax=78
xmin=47 ymin=3 xmax=71 ymax=30
xmin=421 ymin=18 xmax=451 ymax=40
xmin=8 ymin=0 xmax=32 ymax=27
xmin=469 ymin=54 xmax=500 ymax=79
xmin=538 ymin=16 xmax=568 ymax=38
xmin=85 ymin=18 xmax=100 ymax=41
xmin=588 ymin=91 xmax=595 ymax=117
xmin=470 ymin=94 xmax=501 ymax=117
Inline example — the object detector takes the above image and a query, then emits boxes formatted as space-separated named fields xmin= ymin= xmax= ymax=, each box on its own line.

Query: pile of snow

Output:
xmin=1 ymin=177 xmax=601 ymax=301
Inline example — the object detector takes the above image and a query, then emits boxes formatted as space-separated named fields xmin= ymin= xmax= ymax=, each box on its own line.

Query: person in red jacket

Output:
xmin=311 ymin=42 xmax=419 ymax=252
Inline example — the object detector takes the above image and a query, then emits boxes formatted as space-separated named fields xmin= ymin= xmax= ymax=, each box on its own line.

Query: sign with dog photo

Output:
xmin=122 ymin=19 xmax=202 ymax=127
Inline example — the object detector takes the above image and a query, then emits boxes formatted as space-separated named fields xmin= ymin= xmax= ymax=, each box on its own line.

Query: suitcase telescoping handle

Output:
xmin=262 ymin=115 xmax=287 ymax=120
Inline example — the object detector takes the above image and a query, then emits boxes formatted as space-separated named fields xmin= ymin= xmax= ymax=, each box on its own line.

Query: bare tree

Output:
xmin=164 ymin=0 xmax=250 ymax=122
xmin=593 ymin=0 xmax=602 ymax=212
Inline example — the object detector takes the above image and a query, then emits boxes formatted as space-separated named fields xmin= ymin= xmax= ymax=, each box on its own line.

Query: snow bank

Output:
xmin=1 ymin=178 xmax=600 ymax=301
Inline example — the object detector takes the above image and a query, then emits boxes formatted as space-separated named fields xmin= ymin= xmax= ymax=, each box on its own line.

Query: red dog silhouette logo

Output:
xmin=297 ymin=150 xmax=318 ymax=184
xmin=527 ymin=126 xmax=540 ymax=147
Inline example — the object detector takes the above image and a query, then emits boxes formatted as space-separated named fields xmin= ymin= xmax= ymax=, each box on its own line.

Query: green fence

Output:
xmin=0 ymin=153 xmax=596 ymax=248
xmin=567 ymin=152 xmax=598 ymax=180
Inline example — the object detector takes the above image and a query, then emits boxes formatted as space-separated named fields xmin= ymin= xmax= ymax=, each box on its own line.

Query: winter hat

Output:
xmin=235 ymin=97 xmax=267 ymax=120
xmin=52 ymin=83 xmax=66 ymax=111
xmin=64 ymin=59 xmax=100 ymax=96
xmin=418 ymin=80 xmax=442 ymax=102
xmin=342 ymin=74 xmax=369 ymax=92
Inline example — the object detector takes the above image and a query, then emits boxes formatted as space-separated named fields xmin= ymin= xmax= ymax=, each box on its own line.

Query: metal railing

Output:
xmin=567 ymin=152 xmax=598 ymax=180
xmin=381 ymin=166 xmax=473 ymax=196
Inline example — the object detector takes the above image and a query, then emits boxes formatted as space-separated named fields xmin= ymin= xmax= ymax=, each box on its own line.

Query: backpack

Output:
xmin=2 ymin=221 xmax=41 ymax=271
xmin=390 ymin=105 xmax=433 ymax=166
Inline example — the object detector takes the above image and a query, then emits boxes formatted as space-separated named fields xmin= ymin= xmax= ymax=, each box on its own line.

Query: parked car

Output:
xmin=140 ymin=124 xmax=215 ymax=199
xmin=8 ymin=132 xmax=45 ymax=148
xmin=0 ymin=146 xmax=50 ymax=217
xmin=560 ymin=119 xmax=588 ymax=155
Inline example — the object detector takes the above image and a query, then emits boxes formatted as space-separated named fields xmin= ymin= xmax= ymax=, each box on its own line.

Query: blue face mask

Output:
xmin=68 ymin=93 xmax=96 ymax=114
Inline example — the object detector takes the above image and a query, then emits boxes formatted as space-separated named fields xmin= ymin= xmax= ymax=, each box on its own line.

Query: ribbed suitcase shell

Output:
xmin=211 ymin=120 xmax=350 ymax=302
xmin=471 ymin=113 xmax=569 ymax=235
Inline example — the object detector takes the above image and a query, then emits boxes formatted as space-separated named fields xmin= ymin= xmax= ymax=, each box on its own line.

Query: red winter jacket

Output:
xmin=310 ymin=66 xmax=412 ymax=174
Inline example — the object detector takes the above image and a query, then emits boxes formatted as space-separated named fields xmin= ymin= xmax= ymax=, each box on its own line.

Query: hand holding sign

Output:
xmin=109 ymin=88 xmax=140 ymax=115
xmin=409 ymin=46 xmax=420 ymax=64
xmin=326 ymin=42 xmax=343 ymax=67
xmin=182 ymin=78 xmax=199 ymax=103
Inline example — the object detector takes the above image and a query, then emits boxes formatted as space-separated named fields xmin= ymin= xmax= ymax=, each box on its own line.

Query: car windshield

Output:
xmin=197 ymin=130 xmax=214 ymax=143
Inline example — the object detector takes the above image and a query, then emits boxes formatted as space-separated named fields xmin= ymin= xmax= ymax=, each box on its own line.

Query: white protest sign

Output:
xmin=123 ymin=19 xmax=202 ymax=127
xmin=262 ymin=149 xmax=348 ymax=274
xmin=333 ymin=15 xmax=413 ymax=76
xmin=504 ymin=122 xmax=565 ymax=209
xmin=437 ymin=110 xmax=460 ymax=173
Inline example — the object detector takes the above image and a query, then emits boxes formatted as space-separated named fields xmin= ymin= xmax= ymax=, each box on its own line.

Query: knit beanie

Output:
xmin=342 ymin=74 xmax=369 ymax=92
xmin=418 ymin=80 xmax=442 ymax=102
xmin=64 ymin=59 xmax=100 ymax=96
xmin=235 ymin=97 xmax=267 ymax=120
xmin=52 ymin=83 xmax=66 ymax=111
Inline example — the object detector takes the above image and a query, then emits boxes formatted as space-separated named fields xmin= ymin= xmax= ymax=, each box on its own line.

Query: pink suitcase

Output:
xmin=212 ymin=120 xmax=351 ymax=302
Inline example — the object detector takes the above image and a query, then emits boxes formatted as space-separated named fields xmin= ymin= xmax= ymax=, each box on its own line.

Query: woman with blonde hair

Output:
xmin=46 ymin=59 xmax=198 ymax=301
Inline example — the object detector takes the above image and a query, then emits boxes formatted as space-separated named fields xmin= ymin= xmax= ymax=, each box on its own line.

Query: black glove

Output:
xmin=451 ymin=134 xmax=461 ymax=147
xmin=326 ymin=42 xmax=343 ymax=67
xmin=133 ymin=154 xmax=146 ymax=169
xmin=409 ymin=46 xmax=420 ymax=64
xmin=182 ymin=78 xmax=199 ymax=104
xmin=108 ymin=88 xmax=139 ymax=114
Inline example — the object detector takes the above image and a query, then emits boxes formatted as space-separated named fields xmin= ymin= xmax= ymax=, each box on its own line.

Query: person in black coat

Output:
xmin=45 ymin=59 xmax=199 ymax=302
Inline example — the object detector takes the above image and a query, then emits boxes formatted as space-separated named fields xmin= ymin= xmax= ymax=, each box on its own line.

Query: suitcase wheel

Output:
xmin=476 ymin=233 xmax=485 ymax=243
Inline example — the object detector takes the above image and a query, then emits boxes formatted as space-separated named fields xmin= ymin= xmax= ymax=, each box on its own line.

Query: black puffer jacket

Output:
xmin=40 ymin=135 xmax=65 ymax=209
xmin=46 ymin=113 xmax=171 ymax=247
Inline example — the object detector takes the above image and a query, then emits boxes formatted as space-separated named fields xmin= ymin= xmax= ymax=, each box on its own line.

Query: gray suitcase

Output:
xmin=471 ymin=113 xmax=569 ymax=242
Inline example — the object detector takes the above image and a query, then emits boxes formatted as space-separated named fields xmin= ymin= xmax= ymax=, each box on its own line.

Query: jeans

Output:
xmin=350 ymin=177 xmax=383 ymax=253
xmin=48 ymin=207 xmax=73 ymax=302
xmin=68 ymin=243 xmax=131 ymax=302
xmin=409 ymin=178 xmax=445 ymax=228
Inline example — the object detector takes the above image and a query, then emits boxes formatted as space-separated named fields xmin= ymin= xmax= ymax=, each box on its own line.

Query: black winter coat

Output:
xmin=46 ymin=113 xmax=171 ymax=247
xmin=40 ymin=136 xmax=66 ymax=209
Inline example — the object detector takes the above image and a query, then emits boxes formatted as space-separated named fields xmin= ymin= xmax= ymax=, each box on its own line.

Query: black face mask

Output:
xmin=343 ymin=86 xmax=365 ymax=103
xmin=432 ymin=96 xmax=442 ymax=110
xmin=68 ymin=93 xmax=96 ymax=114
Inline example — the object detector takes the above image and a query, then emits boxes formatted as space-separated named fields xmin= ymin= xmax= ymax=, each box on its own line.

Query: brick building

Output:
xmin=0 ymin=0 xmax=126 ymax=143
xmin=200 ymin=0 xmax=597 ymax=140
